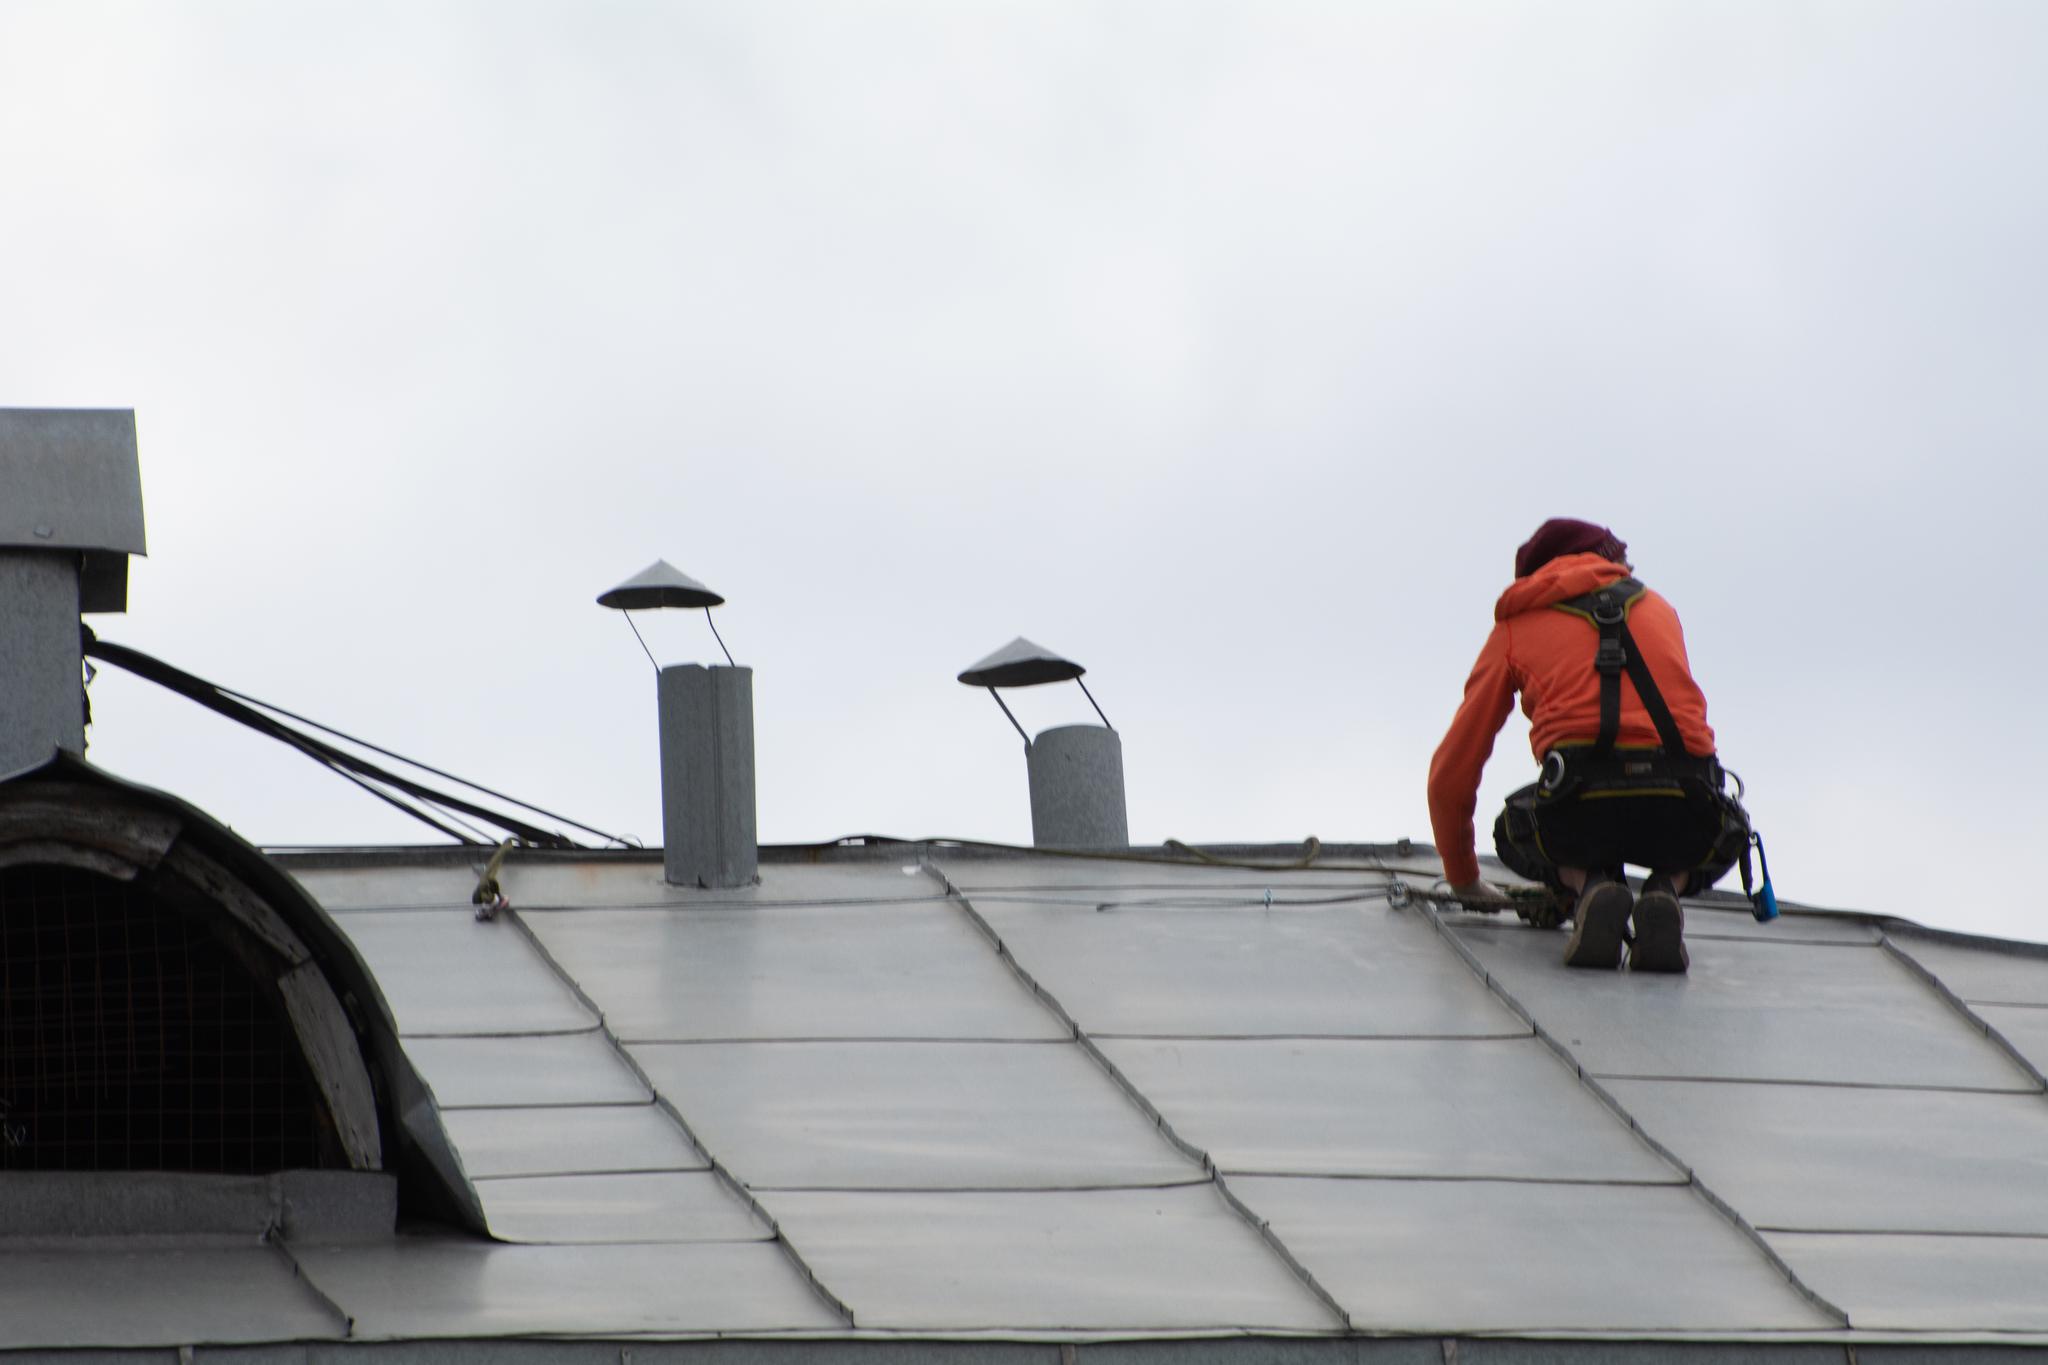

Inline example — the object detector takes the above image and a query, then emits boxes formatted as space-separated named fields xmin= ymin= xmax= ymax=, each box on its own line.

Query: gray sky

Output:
xmin=4 ymin=1 xmax=2045 ymax=938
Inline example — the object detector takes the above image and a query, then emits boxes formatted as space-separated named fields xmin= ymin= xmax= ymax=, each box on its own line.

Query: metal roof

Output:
xmin=7 ymin=840 xmax=2048 ymax=1358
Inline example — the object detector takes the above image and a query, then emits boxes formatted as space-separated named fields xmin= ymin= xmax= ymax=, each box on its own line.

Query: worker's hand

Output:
xmin=1450 ymin=879 xmax=1516 ymax=910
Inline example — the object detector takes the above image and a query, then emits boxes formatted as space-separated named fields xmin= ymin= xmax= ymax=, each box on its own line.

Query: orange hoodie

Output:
xmin=1427 ymin=553 xmax=1716 ymax=887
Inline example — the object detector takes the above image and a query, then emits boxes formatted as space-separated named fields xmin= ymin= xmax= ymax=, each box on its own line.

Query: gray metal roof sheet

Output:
xmin=1975 ymin=1003 xmax=2048 ymax=1070
xmin=630 ymin=1040 xmax=1200 ymax=1190
xmin=522 ymin=901 xmax=1066 ymax=1042
xmin=501 ymin=860 xmax=947 ymax=909
xmin=936 ymin=857 xmax=1400 ymax=894
xmin=1084 ymin=1345 xmax=1442 ymax=1365
xmin=763 ymin=1186 xmax=1338 ymax=1331
xmin=28 ymin=842 xmax=2048 ymax=1351
xmin=1450 ymin=920 xmax=2036 ymax=1089
xmin=470 ymin=1171 xmax=770 ymax=1244
xmin=403 ymin=1032 xmax=650 ymax=1108
xmin=330 ymin=910 xmax=597 ymax=1036
xmin=1762 ymin=1232 xmax=2048 ymax=1332
xmin=437 ymin=1102 xmax=707 ymax=1178
xmin=968 ymin=897 xmax=1522 ymax=1038
xmin=1604 ymin=1079 xmax=2048 ymax=1235
xmin=1232 ymin=1177 xmax=1834 ymax=1334
xmin=1098 ymin=1037 xmax=1677 ymax=1182
xmin=1891 ymin=935 xmax=2048 ymax=1005
xmin=293 ymin=858 xmax=941 ymax=911
xmin=0 ymin=1244 xmax=344 ymax=1348
xmin=293 ymin=1239 xmax=844 ymax=1338
xmin=1682 ymin=905 xmax=1883 ymax=945
xmin=291 ymin=861 xmax=506 ymax=911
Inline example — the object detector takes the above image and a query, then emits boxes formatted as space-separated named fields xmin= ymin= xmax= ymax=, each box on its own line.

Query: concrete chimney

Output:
xmin=957 ymin=637 xmax=1129 ymax=852
xmin=0 ymin=410 xmax=144 ymax=775
xmin=1026 ymin=723 xmax=1129 ymax=849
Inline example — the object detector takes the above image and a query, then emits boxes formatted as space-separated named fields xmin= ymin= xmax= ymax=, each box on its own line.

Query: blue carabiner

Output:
xmin=1749 ymin=833 xmax=1778 ymax=922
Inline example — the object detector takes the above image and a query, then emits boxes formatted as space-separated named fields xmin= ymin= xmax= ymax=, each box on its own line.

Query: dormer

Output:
xmin=0 ymin=410 xmax=481 ymax=1237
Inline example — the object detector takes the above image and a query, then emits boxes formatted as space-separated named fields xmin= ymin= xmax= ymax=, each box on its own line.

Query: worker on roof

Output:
xmin=1427 ymin=518 xmax=1750 ymax=972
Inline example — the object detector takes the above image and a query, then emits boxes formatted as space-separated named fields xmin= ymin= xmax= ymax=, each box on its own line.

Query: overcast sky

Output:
xmin=3 ymin=1 xmax=2044 ymax=939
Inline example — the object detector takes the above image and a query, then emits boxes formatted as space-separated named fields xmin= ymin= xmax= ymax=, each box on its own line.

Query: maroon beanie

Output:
xmin=1515 ymin=518 xmax=1628 ymax=579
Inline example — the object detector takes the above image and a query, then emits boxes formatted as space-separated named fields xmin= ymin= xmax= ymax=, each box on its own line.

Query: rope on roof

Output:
xmin=83 ymin=635 xmax=631 ymax=851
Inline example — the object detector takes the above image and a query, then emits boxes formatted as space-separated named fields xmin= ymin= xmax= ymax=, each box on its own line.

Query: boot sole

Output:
xmin=1632 ymin=890 xmax=1689 ymax=973
xmin=1563 ymin=882 xmax=1631 ymax=969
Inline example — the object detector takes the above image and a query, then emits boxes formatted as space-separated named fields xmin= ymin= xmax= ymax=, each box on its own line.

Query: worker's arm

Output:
xmin=1427 ymin=623 xmax=1518 ymax=889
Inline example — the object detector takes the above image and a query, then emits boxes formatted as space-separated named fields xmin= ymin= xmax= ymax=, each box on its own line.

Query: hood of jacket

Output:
xmin=1494 ymin=551 xmax=1631 ymax=621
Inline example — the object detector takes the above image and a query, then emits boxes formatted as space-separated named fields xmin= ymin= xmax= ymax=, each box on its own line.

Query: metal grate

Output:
xmin=0 ymin=863 xmax=335 ymax=1172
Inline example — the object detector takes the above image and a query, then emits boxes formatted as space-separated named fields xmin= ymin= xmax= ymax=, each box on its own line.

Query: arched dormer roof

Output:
xmin=0 ymin=752 xmax=484 ymax=1233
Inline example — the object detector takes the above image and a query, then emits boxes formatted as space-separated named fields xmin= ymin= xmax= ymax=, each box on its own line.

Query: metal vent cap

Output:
xmin=957 ymin=637 xmax=1085 ymax=688
xmin=597 ymin=560 xmax=724 ymax=611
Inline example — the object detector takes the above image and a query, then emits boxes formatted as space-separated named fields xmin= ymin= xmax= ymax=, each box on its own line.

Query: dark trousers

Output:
xmin=1493 ymin=754 xmax=1748 ymax=892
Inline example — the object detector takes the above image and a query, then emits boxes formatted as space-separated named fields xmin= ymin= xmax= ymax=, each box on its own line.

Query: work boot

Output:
xmin=1562 ymin=876 xmax=1631 ymax=969
xmin=1631 ymin=875 xmax=1689 ymax=974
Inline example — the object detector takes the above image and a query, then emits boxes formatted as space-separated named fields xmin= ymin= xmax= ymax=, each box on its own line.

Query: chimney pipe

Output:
xmin=957 ymin=637 xmax=1129 ymax=851
xmin=0 ymin=410 xmax=145 ymax=775
xmin=597 ymin=561 xmax=759 ymax=888
xmin=1026 ymin=723 xmax=1129 ymax=849
xmin=657 ymin=664 xmax=758 ymax=888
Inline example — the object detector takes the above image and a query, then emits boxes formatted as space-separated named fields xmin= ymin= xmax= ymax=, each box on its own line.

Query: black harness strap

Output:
xmin=1556 ymin=578 xmax=1689 ymax=760
xmin=1619 ymin=617 xmax=1688 ymax=755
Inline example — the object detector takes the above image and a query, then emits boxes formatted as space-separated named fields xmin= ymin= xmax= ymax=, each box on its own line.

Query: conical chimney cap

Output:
xmin=957 ymin=637 xmax=1085 ymax=688
xmin=597 ymin=560 xmax=724 ymax=611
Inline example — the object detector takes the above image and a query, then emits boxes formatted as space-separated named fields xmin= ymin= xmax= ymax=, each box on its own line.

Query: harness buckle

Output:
xmin=1594 ymin=637 xmax=1626 ymax=674
xmin=1591 ymin=594 xmax=1626 ymax=626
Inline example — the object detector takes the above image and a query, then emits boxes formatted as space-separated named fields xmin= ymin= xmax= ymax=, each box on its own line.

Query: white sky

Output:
xmin=3 ymin=1 xmax=2044 ymax=939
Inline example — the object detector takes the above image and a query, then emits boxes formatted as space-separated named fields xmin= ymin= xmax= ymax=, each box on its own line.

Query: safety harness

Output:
xmin=1549 ymin=576 xmax=1777 ymax=921
xmin=1551 ymin=576 xmax=1688 ymax=762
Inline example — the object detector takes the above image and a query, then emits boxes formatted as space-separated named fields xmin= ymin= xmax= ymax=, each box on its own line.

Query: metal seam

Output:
xmin=270 ymin=1236 xmax=356 ymax=1338
xmin=471 ymin=1165 xmax=714 ymax=1181
xmin=921 ymin=855 xmax=1356 ymax=1333
xmin=500 ymin=905 xmax=858 ymax=1327
xmin=1408 ymin=892 xmax=1853 ymax=1329
xmin=1574 ymin=1073 xmax=2035 ymax=1096
xmin=1877 ymin=933 xmax=2048 ymax=1092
